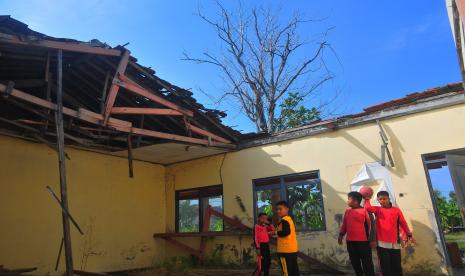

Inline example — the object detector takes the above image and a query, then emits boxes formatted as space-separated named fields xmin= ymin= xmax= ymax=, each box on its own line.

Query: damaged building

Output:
xmin=2 ymin=15 xmax=465 ymax=275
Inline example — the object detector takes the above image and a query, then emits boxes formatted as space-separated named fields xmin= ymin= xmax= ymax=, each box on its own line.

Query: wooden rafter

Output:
xmin=128 ymin=61 xmax=239 ymax=142
xmin=94 ymin=57 xmax=191 ymax=133
xmin=128 ymin=127 xmax=232 ymax=147
xmin=116 ymin=74 xmax=194 ymax=117
xmin=102 ymin=50 xmax=130 ymax=125
xmin=0 ymin=32 xmax=121 ymax=56
xmin=0 ymin=83 xmax=235 ymax=148
xmin=111 ymin=107 xmax=183 ymax=116
xmin=114 ymin=75 xmax=231 ymax=143
xmin=186 ymin=122 xmax=231 ymax=144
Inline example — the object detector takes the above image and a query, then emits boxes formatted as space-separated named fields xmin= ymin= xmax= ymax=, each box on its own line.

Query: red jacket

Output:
xmin=253 ymin=224 xmax=275 ymax=248
xmin=340 ymin=207 xmax=371 ymax=241
xmin=364 ymin=200 xmax=412 ymax=243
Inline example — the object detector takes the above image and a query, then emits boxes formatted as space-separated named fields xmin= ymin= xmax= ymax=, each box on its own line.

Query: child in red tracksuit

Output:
xmin=364 ymin=191 xmax=415 ymax=276
xmin=338 ymin=191 xmax=375 ymax=276
xmin=253 ymin=213 xmax=275 ymax=276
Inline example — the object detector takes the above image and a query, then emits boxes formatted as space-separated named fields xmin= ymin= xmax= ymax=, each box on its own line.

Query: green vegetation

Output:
xmin=273 ymin=92 xmax=321 ymax=132
xmin=433 ymin=189 xmax=461 ymax=232
xmin=445 ymin=231 xmax=465 ymax=250
xmin=178 ymin=199 xmax=200 ymax=232
xmin=433 ymin=189 xmax=465 ymax=250
xmin=256 ymin=190 xmax=275 ymax=217
xmin=288 ymin=182 xmax=325 ymax=231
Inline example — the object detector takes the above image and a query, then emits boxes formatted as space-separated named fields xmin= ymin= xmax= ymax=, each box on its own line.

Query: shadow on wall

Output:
xmin=162 ymin=143 xmax=354 ymax=270
xmin=220 ymin=145 xmax=352 ymax=271
xmin=298 ymin=179 xmax=352 ymax=271
xmin=382 ymin=123 xmax=407 ymax=179
xmin=337 ymin=121 xmax=407 ymax=179
xmin=402 ymin=219 xmax=446 ymax=275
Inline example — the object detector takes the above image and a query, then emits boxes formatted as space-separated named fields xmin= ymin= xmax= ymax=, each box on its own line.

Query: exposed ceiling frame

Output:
xmin=0 ymin=83 xmax=235 ymax=148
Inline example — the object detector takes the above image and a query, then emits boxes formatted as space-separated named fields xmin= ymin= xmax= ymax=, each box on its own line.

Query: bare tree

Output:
xmin=183 ymin=2 xmax=334 ymax=132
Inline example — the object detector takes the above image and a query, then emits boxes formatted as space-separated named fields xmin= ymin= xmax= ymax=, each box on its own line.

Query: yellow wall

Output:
xmin=166 ymin=103 xmax=465 ymax=273
xmin=0 ymin=136 xmax=166 ymax=275
xmin=3 ymin=102 xmax=465 ymax=274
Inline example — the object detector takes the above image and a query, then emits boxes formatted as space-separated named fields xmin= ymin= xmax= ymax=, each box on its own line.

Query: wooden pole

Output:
xmin=56 ymin=49 xmax=74 ymax=275
xmin=127 ymin=133 xmax=134 ymax=178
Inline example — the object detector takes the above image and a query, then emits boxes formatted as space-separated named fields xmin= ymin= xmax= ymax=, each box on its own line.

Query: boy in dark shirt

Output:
xmin=272 ymin=201 xmax=300 ymax=276
xmin=364 ymin=191 xmax=415 ymax=276
xmin=253 ymin=213 xmax=275 ymax=276
xmin=338 ymin=191 xmax=375 ymax=276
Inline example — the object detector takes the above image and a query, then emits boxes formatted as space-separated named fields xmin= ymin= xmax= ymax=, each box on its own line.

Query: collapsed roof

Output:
xmin=1 ymin=16 xmax=464 ymax=163
xmin=0 ymin=15 xmax=240 ymax=163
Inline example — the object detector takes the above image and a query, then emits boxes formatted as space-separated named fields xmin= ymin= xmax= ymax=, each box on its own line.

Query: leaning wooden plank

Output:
xmin=102 ymin=50 xmax=130 ymax=125
xmin=117 ymin=74 xmax=194 ymax=117
xmin=209 ymin=207 xmax=250 ymax=231
xmin=0 ymin=32 xmax=121 ymax=56
xmin=111 ymin=107 xmax=183 ymax=116
xmin=186 ymin=122 xmax=231 ymax=144
xmin=199 ymin=205 xmax=212 ymax=258
xmin=162 ymin=237 xmax=202 ymax=257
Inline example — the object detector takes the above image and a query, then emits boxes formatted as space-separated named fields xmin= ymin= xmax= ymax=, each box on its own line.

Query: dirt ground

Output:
xmin=131 ymin=268 xmax=325 ymax=276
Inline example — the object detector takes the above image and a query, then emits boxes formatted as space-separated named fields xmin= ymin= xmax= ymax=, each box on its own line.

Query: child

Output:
xmin=253 ymin=213 xmax=275 ymax=276
xmin=273 ymin=201 xmax=300 ymax=276
xmin=364 ymin=191 xmax=415 ymax=276
xmin=338 ymin=191 xmax=375 ymax=276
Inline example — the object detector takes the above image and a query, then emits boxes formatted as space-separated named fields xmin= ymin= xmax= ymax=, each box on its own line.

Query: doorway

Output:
xmin=424 ymin=151 xmax=465 ymax=272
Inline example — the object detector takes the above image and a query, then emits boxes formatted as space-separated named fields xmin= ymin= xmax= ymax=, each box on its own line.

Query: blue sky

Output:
xmin=430 ymin=166 xmax=455 ymax=199
xmin=1 ymin=0 xmax=461 ymax=132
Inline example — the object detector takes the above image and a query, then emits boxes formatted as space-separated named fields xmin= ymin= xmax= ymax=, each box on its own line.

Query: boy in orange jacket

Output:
xmin=272 ymin=201 xmax=300 ymax=276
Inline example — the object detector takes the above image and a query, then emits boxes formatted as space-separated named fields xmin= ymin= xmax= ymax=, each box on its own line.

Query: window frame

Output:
xmin=175 ymin=184 xmax=224 ymax=233
xmin=252 ymin=171 xmax=326 ymax=232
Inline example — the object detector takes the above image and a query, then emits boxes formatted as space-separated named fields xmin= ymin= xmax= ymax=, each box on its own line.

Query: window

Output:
xmin=253 ymin=171 xmax=325 ymax=231
xmin=176 ymin=185 xmax=223 ymax=232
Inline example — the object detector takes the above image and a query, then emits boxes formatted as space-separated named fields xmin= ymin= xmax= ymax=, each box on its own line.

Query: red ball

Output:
xmin=359 ymin=186 xmax=374 ymax=199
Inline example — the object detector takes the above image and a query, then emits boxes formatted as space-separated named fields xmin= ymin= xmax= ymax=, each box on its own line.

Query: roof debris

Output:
xmin=0 ymin=15 xmax=463 ymax=155
xmin=0 ymin=15 xmax=240 ymax=154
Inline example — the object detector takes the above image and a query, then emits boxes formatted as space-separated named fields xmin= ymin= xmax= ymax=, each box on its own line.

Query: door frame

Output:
xmin=421 ymin=148 xmax=465 ymax=273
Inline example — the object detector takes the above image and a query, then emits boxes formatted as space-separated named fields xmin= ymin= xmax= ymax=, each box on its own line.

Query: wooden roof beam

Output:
xmin=0 ymin=83 xmax=131 ymax=130
xmin=111 ymin=107 xmax=183 ymax=116
xmin=116 ymin=74 xmax=194 ymax=117
xmin=102 ymin=50 xmax=130 ymax=125
xmin=129 ymin=61 xmax=239 ymax=142
xmin=186 ymin=122 xmax=231 ymax=144
xmin=0 ymin=83 xmax=236 ymax=149
xmin=0 ymin=32 xmax=121 ymax=56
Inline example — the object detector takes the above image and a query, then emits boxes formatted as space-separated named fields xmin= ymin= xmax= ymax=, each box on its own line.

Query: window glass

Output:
xmin=287 ymin=180 xmax=325 ymax=231
xmin=208 ymin=195 xmax=224 ymax=231
xmin=178 ymin=199 xmax=199 ymax=232
xmin=255 ymin=187 xmax=281 ymax=224
xmin=176 ymin=185 xmax=223 ymax=232
xmin=253 ymin=172 xmax=325 ymax=231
